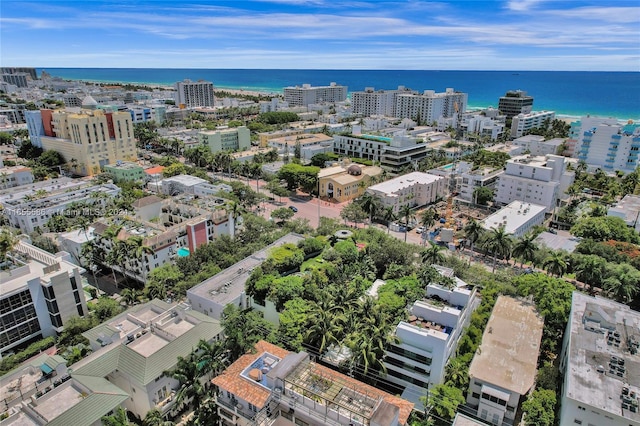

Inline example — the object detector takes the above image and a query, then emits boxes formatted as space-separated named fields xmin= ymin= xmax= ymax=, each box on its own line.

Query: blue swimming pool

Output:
xmin=177 ymin=247 xmax=190 ymax=257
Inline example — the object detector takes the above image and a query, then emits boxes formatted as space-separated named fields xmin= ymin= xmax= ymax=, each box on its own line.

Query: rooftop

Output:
xmin=212 ymin=341 xmax=413 ymax=425
xmin=481 ymin=201 xmax=546 ymax=234
xmin=367 ymin=172 xmax=444 ymax=195
xmin=469 ymin=296 xmax=543 ymax=395
xmin=104 ymin=161 xmax=143 ymax=170
xmin=188 ymin=233 xmax=305 ymax=305
xmin=563 ymin=292 xmax=640 ymax=422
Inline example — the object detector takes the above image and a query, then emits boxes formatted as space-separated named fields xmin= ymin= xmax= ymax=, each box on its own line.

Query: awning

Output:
xmin=40 ymin=363 xmax=54 ymax=375
xmin=481 ymin=384 xmax=510 ymax=401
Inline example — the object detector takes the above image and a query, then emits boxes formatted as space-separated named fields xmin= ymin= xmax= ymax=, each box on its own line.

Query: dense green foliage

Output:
xmin=256 ymin=112 xmax=299 ymax=124
xmin=0 ymin=337 xmax=56 ymax=376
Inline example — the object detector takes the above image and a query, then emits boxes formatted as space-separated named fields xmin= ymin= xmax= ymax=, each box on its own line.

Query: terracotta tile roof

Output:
xmin=212 ymin=341 xmax=414 ymax=424
xmin=211 ymin=341 xmax=291 ymax=408
xmin=144 ymin=166 xmax=165 ymax=175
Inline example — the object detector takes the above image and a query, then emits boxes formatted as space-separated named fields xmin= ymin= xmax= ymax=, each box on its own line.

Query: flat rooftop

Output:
xmin=563 ymin=292 xmax=640 ymax=422
xmin=188 ymin=233 xmax=305 ymax=305
xmin=482 ymin=201 xmax=546 ymax=234
xmin=469 ymin=296 xmax=543 ymax=395
xmin=367 ymin=172 xmax=444 ymax=195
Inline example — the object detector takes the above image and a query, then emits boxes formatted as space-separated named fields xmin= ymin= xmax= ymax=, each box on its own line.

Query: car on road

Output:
xmin=288 ymin=206 xmax=298 ymax=213
xmin=416 ymin=226 xmax=425 ymax=234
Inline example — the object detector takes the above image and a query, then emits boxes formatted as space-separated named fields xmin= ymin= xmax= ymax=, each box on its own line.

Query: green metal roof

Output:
xmin=47 ymin=375 xmax=128 ymax=426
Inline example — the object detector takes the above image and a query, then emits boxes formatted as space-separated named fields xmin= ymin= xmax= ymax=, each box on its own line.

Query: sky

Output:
xmin=1 ymin=0 xmax=639 ymax=71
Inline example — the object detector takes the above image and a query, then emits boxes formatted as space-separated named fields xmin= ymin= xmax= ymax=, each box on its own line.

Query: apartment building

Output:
xmin=497 ymin=90 xmax=533 ymax=119
xmin=366 ymin=172 xmax=446 ymax=214
xmin=128 ymin=106 xmax=152 ymax=123
xmin=174 ymin=79 xmax=215 ymax=108
xmin=570 ymin=116 xmax=640 ymax=173
xmin=0 ymin=181 xmax=121 ymax=234
xmin=188 ymin=233 xmax=305 ymax=321
xmin=510 ymin=111 xmax=555 ymax=138
xmin=283 ymin=82 xmax=347 ymax=106
xmin=559 ymin=292 xmax=640 ymax=426
xmin=608 ymin=194 xmax=640 ymax=233
xmin=0 ymin=166 xmax=34 ymax=189
xmin=103 ymin=161 xmax=145 ymax=182
xmin=267 ymin=133 xmax=334 ymax=161
xmin=0 ymin=240 xmax=87 ymax=358
xmin=198 ymin=126 xmax=251 ymax=153
xmin=394 ymin=88 xmax=467 ymax=124
xmin=26 ymin=108 xmax=137 ymax=176
xmin=1 ymin=73 xmax=29 ymax=88
xmin=466 ymin=296 xmax=543 ymax=426
xmin=0 ymin=364 xmax=128 ymax=426
xmin=494 ymin=154 xmax=574 ymax=212
xmin=156 ymin=174 xmax=232 ymax=197
xmin=459 ymin=113 xmax=505 ymax=141
xmin=212 ymin=340 xmax=414 ymax=426
xmin=456 ymin=162 xmax=503 ymax=204
xmin=319 ymin=162 xmax=382 ymax=203
xmin=68 ymin=300 xmax=223 ymax=420
xmin=511 ymin=135 xmax=564 ymax=156
xmin=351 ymin=86 xmax=416 ymax=117
xmin=383 ymin=266 xmax=478 ymax=407
xmin=481 ymin=201 xmax=546 ymax=238
xmin=91 ymin=195 xmax=232 ymax=283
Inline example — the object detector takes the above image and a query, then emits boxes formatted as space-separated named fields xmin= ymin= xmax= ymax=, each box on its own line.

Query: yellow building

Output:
xmin=319 ymin=162 xmax=383 ymax=202
xmin=40 ymin=109 xmax=137 ymax=176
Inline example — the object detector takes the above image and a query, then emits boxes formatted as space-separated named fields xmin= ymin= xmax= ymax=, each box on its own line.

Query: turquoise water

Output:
xmin=177 ymin=247 xmax=190 ymax=257
xmin=362 ymin=134 xmax=392 ymax=143
xmin=442 ymin=163 xmax=454 ymax=170
xmin=40 ymin=68 xmax=640 ymax=119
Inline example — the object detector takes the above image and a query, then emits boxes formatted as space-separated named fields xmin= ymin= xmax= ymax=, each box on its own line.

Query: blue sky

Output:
xmin=1 ymin=0 xmax=639 ymax=70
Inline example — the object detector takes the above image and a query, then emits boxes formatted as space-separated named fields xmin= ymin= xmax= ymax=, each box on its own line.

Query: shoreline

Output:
xmin=55 ymin=76 xmax=638 ymax=122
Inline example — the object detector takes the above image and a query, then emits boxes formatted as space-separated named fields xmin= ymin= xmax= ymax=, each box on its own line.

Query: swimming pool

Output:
xmin=177 ymin=247 xmax=190 ymax=257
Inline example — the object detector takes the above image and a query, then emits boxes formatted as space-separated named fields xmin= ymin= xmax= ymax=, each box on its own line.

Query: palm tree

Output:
xmin=512 ymin=232 xmax=539 ymax=268
xmin=398 ymin=204 xmax=415 ymax=243
xmin=0 ymin=228 xmax=17 ymax=264
xmin=463 ymin=219 xmax=483 ymax=263
xmin=481 ymin=225 xmax=513 ymax=273
xmin=445 ymin=358 xmax=469 ymax=388
xmin=574 ymin=255 xmax=607 ymax=292
xmin=120 ymin=288 xmax=139 ymax=306
xmin=542 ymin=252 xmax=567 ymax=277
xmin=304 ymin=305 xmax=345 ymax=355
xmin=195 ymin=339 xmax=228 ymax=378
xmin=127 ymin=236 xmax=153 ymax=283
xmin=145 ymin=280 xmax=167 ymax=301
xmin=420 ymin=207 xmax=438 ymax=231
xmin=143 ymin=409 xmax=174 ymax=426
xmin=360 ymin=193 xmax=380 ymax=227
xmin=382 ymin=206 xmax=397 ymax=234
xmin=603 ymin=264 xmax=640 ymax=304
xmin=166 ymin=352 xmax=207 ymax=410
xmin=101 ymin=407 xmax=131 ymax=426
xmin=422 ymin=243 xmax=446 ymax=265
xmin=226 ymin=201 xmax=244 ymax=236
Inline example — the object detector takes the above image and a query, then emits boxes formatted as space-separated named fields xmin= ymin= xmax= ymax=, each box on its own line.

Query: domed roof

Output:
xmin=347 ymin=164 xmax=362 ymax=176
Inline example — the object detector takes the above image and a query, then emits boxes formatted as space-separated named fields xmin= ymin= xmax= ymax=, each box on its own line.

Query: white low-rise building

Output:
xmin=367 ymin=172 xmax=447 ymax=214
xmin=608 ymin=194 xmax=640 ymax=233
xmin=0 ymin=165 xmax=34 ymax=189
xmin=0 ymin=181 xmax=121 ymax=234
xmin=559 ymin=292 xmax=640 ymax=426
xmin=481 ymin=201 xmax=546 ymax=238
xmin=384 ymin=266 xmax=478 ymax=408
xmin=511 ymin=135 xmax=564 ymax=157
xmin=466 ymin=296 xmax=543 ymax=426
xmin=494 ymin=154 xmax=574 ymax=213
xmin=510 ymin=110 xmax=555 ymax=138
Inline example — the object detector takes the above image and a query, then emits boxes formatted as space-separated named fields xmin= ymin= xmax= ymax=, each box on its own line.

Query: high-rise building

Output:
xmin=1 ymin=73 xmax=29 ymax=88
xmin=570 ymin=116 xmax=640 ymax=173
xmin=27 ymin=108 xmax=137 ymax=176
xmin=174 ymin=79 xmax=215 ymax=108
xmin=498 ymin=90 xmax=534 ymax=119
xmin=351 ymin=86 xmax=416 ymax=117
xmin=559 ymin=292 xmax=640 ymax=426
xmin=1 ymin=67 xmax=37 ymax=80
xmin=284 ymin=82 xmax=347 ymax=106
xmin=394 ymin=88 xmax=467 ymax=124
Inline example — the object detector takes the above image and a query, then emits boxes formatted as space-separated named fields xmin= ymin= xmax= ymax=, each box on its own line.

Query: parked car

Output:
xmin=288 ymin=206 xmax=298 ymax=213
xmin=416 ymin=226 xmax=425 ymax=234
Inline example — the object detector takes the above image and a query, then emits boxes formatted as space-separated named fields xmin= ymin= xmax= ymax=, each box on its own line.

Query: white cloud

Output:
xmin=505 ymin=0 xmax=550 ymax=12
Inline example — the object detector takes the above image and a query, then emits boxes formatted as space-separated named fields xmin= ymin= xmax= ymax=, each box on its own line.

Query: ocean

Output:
xmin=39 ymin=68 xmax=640 ymax=120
